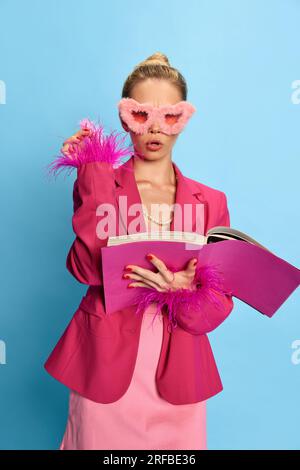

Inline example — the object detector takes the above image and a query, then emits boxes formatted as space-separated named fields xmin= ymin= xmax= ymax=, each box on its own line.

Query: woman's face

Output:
xmin=119 ymin=78 xmax=182 ymax=161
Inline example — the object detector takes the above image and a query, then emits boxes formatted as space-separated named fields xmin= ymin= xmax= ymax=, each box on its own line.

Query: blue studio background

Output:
xmin=0 ymin=0 xmax=299 ymax=450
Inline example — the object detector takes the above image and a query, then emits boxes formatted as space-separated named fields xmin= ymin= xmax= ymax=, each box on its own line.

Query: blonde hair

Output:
xmin=121 ymin=52 xmax=188 ymax=100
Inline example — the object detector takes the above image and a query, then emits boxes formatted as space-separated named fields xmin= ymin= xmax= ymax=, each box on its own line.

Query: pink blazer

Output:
xmin=44 ymin=155 xmax=234 ymax=404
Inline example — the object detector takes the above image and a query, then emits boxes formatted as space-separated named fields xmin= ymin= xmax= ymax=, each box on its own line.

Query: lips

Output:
xmin=146 ymin=141 xmax=163 ymax=151
xmin=146 ymin=139 xmax=162 ymax=145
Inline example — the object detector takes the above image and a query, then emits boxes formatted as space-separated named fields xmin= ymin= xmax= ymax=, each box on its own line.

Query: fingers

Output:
xmin=127 ymin=281 xmax=165 ymax=290
xmin=146 ymin=254 xmax=173 ymax=283
xmin=124 ymin=264 xmax=169 ymax=289
xmin=185 ymin=257 xmax=198 ymax=275
xmin=63 ymin=129 xmax=90 ymax=146
xmin=61 ymin=129 xmax=91 ymax=157
xmin=77 ymin=128 xmax=91 ymax=139
xmin=123 ymin=272 xmax=163 ymax=290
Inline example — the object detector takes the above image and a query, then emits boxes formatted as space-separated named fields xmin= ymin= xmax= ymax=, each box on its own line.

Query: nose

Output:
xmin=149 ymin=120 xmax=161 ymax=133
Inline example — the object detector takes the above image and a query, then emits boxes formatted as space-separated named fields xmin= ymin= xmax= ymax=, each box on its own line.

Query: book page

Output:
xmin=107 ymin=230 xmax=206 ymax=247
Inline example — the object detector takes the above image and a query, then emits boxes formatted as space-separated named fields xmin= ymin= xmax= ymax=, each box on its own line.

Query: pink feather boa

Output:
xmin=133 ymin=263 xmax=232 ymax=332
xmin=46 ymin=118 xmax=133 ymax=178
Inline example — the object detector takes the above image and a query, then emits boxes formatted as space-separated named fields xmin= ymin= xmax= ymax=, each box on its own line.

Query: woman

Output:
xmin=44 ymin=52 xmax=234 ymax=450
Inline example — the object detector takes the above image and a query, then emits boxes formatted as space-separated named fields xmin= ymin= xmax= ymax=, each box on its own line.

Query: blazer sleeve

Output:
xmin=174 ymin=190 xmax=234 ymax=335
xmin=216 ymin=190 xmax=230 ymax=227
xmin=46 ymin=118 xmax=132 ymax=287
xmin=66 ymin=161 xmax=116 ymax=286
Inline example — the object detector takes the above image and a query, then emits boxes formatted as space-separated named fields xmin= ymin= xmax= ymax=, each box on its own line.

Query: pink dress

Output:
xmin=59 ymin=215 xmax=207 ymax=450
xmin=59 ymin=301 xmax=207 ymax=450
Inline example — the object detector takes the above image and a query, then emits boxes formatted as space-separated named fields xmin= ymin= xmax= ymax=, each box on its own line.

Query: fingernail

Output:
xmin=123 ymin=274 xmax=130 ymax=279
xmin=146 ymin=254 xmax=153 ymax=260
xmin=127 ymin=284 xmax=135 ymax=288
xmin=124 ymin=267 xmax=133 ymax=272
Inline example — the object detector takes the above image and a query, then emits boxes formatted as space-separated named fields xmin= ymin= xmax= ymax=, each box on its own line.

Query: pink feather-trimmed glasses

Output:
xmin=117 ymin=97 xmax=196 ymax=135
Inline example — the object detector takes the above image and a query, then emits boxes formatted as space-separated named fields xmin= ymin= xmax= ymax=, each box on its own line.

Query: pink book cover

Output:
xmin=100 ymin=239 xmax=300 ymax=316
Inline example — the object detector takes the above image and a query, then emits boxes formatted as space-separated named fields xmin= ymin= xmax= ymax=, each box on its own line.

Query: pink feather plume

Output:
xmin=45 ymin=118 xmax=134 ymax=179
xmin=132 ymin=263 xmax=232 ymax=332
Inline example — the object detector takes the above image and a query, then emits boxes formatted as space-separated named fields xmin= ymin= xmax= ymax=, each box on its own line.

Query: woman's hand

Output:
xmin=61 ymin=128 xmax=91 ymax=158
xmin=122 ymin=254 xmax=198 ymax=292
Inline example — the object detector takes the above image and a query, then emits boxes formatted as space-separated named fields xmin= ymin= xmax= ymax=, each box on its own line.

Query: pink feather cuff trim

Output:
xmin=133 ymin=264 xmax=232 ymax=332
xmin=45 ymin=118 xmax=134 ymax=178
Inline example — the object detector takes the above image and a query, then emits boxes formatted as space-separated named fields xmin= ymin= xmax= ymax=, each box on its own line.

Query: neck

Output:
xmin=132 ymin=153 xmax=177 ymax=186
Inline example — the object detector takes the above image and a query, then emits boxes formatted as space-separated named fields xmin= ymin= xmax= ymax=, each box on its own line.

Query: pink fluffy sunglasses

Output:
xmin=117 ymin=97 xmax=196 ymax=135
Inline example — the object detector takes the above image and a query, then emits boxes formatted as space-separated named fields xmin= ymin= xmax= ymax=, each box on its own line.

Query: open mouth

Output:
xmin=146 ymin=142 xmax=163 ymax=151
xmin=147 ymin=140 xmax=162 ymax=146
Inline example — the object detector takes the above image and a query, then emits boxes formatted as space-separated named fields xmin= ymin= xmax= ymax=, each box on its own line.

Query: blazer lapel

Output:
xmin=114 ymin=155 xmax=147 ymax=235
xmin=114 ymin=155 xmax=207 ymax=236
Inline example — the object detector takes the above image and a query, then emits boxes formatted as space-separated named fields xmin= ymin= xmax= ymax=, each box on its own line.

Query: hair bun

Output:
xmin=121 ymin=52 xmax=187 ymax=101
xmin=136 ymin=52 xmax=170 ymax=68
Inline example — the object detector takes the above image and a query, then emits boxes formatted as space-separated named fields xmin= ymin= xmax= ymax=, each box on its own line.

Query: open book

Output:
xmin=101 ymin=227 xmax=300 ymax=317
xmin=107 ymin=226 xmax=272 ymax=253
